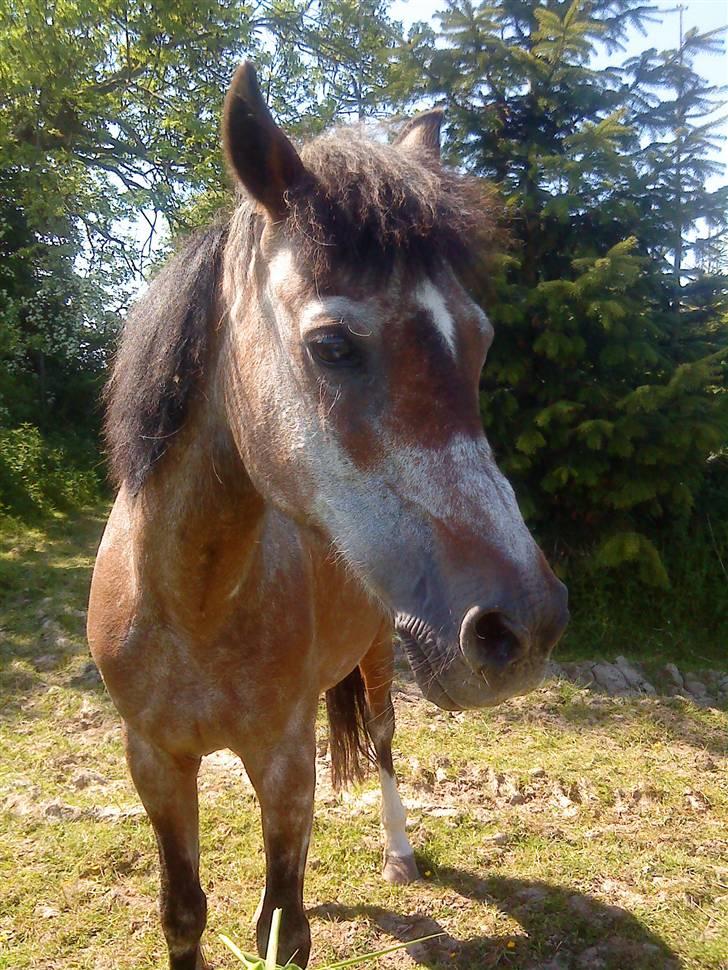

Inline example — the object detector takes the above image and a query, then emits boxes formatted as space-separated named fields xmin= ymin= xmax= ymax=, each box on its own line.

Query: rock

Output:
xmin=537 ymin=959 xmax=570 ymax=970
xmin=683 ymin=789 xmax=710 ymax=812
xmin=3 ymin=789 xmax=40 ymax=816
xmin=617 ymin=656 xmax=656 ymax=694
xmin=577 ymin=945 xmax=607 ymax=969
xmin=33 ymin=653 xmax=59 ymax=672
xmin=574 ymin=664 xmax=598 ymax=687
xmin=561 ymin=661 xmax=596 ymax=687
xmin=662 ymin=663 xmax=684 ymax=688
xmin=568 ymin=894 xmax=596 ymax=919
xmin=614 ymin=656 xmax=655 ymax=693
xmin=92 ymin=804 xmax=146 ymax=821
xmin=43 ymin=799 xmax=82 ymax=821
xmin=487 ymin=832 xmax=509 ymax=846
xmin=551 ymin=782 xmax=578 ymax=810
xmin=683 ymin=675 xmax=708 ymax=697
xmin=528 ymin=766 xmax=547 ymax=779
xmin=427 ymin=806 xmax=460 ymax=818
xmin=72 ymin=769 xmax=107 ymax=790
xmin=591 ymin=662 xmax=629 ymax=695
xmin=545 ymin=660 xmax=565 ymax=680
xmin=517 ymin=886 xmax=548 ymax=903
xmin=700 ymin=670 xmax=721 ymax=689
xmin=615 ymin=655 xmax=641 ymax=682
xmin=69 ymin=660 xmax=103 ymax=687
xmin=63 ymin=606 xmax=87 ymax=620
xmin=77 ymin=698 xmax=104 ymax=728
xmin=35 ymin=903 xmax=60 ymax=919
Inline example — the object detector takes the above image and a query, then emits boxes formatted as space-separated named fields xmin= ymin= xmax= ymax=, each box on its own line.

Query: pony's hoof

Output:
xmin=382 ymin=853 xmax=420 ymax=885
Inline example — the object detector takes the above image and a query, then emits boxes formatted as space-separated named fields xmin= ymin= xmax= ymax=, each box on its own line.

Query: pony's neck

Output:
xmin=136 ymin=397 xmax=267 ymax=636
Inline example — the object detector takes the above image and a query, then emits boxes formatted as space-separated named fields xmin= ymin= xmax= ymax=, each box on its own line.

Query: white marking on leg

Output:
xmin=416 ymin=278 xmax=456 ymax=354
xmin=379 ymin=768 xmax=413 ymax=860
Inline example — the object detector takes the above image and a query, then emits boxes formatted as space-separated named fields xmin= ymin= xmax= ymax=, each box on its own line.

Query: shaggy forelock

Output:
xmin=281 ymin=131 xmax=497 ymax=279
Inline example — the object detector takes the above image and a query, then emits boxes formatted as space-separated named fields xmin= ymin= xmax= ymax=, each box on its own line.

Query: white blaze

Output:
xmin=416 ymin=278 xmax=456 ymax=354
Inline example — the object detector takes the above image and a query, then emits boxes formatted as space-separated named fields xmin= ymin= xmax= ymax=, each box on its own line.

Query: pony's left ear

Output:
xmin=394 ymin=108 xmax=444 ymax=159
xmin=222 ymin=61 xmax=305 ymax=218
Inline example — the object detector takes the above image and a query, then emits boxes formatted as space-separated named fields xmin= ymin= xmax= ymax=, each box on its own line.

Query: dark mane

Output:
xmin=286 ymin=130 xmax=497 ymax=279
xmin=104 ymin=221 xmax=228 ymax=493
xmin=105 ymin=128 xmax=498 ymax=493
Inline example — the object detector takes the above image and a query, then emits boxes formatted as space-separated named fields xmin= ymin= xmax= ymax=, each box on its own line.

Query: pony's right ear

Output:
xmin=394 ymin=108 xmax=444 ymax=159
xmin=222 ymin=61 xmax=305 ymax=218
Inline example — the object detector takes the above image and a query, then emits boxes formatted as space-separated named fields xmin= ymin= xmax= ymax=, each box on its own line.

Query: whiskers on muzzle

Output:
xmin=394 ymin=613 xmax=465 ymax=709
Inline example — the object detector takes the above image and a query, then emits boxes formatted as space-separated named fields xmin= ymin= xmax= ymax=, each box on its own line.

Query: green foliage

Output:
xmin=562 ymin=472 xmax=728 ymax=666
xmin=401 ymin=0 xmax=728 ymax=586
xmin=0 ymin=425 xmax=102 ymax=518
xmin=594 ymin=532 xmax=669 ymax=588
xmin=0 ymin=0 xmax=400 ymax=511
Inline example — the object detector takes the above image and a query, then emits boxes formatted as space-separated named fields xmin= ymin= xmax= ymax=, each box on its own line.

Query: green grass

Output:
xmin=1 ymin=512 xmax=727 ymax=969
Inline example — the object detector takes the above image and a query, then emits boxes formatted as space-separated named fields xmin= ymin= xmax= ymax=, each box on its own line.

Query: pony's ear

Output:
xmin=394 ymin=108 xmax=444 ymax=159
xmin=222 ymin=61 xmax=305 ymax=218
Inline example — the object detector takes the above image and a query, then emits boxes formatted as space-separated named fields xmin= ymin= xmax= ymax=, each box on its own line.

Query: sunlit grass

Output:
xmin=1 ymin=511 xmax=727 ymax=969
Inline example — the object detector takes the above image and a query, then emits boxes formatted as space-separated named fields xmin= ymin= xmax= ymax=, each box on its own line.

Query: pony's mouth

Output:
xmin=394 ymin=614 xmax=464 ymax=711
xmin=394 ymin=611 xmax=544 ymax=711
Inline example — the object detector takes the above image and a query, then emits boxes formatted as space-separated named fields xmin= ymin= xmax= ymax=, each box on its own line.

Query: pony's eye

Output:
xmin=307 ymin=332 xmax=360 ymax=368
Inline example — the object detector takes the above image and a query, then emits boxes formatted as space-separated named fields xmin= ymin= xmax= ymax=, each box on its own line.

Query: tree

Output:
xmin=399 ymin=0 xmax=728 ymax=587
xmin=0 ymin=0 xmax=401 ymax=433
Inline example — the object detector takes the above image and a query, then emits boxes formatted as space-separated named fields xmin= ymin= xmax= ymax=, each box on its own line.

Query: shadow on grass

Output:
xmin=312 ymin=868 xmax=681 ymax=969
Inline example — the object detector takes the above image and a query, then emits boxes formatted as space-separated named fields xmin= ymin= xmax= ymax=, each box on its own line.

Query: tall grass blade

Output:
xmin=265 ymin=908 xmax=283 ymax=970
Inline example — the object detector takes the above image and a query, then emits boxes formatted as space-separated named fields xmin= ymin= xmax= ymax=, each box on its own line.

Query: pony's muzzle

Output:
xmin=459 ymin=580 xmax=569 ymax=679
xmin=459 ymin=605 xmax=529 ymax=677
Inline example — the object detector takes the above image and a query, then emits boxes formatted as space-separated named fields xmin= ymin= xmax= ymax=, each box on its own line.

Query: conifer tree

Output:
xmin=401 ymin=0 xmax=727 ymax=587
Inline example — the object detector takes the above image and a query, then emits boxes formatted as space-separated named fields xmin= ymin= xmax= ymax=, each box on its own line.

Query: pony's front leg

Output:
xmin=238 ymin=705 xmax=316 ymax=967
xmin=124 ymin=726 xmax=208 ymax=970
xmin=360 ymin=633 xmax=420 ymax=885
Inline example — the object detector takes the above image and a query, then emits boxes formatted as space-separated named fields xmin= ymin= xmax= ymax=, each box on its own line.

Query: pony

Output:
xmin=87 ymin=61 xmax=568 ymax=970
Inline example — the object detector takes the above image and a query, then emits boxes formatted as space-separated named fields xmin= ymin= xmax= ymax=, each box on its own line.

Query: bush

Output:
xmin=561 ymin=456 xmax=728 ymax=667
xmin=0 ymin=423 xmax=103 ymax=517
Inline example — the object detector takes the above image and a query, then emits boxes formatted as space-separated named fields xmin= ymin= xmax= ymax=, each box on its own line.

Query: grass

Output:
xmin=1 ymin=511 xmax=727 ymax=970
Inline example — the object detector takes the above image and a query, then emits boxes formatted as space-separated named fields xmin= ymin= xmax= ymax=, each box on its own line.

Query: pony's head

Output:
xmin=221 ymin=63 xmax=568 ymax=709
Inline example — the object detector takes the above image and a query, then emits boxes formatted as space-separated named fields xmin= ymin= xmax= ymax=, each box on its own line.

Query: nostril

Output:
xmin=460 ymin=606 xmax=527 ymax=675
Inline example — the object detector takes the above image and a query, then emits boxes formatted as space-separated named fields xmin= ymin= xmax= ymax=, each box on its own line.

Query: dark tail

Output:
xmin=325 ymin=666 xmax=376 ymax=789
